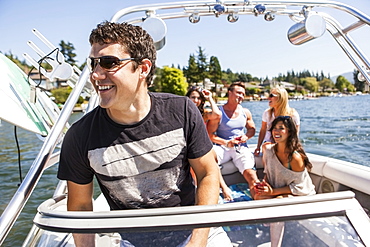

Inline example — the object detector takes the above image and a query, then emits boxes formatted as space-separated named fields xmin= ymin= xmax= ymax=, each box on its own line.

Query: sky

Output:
xmin=0 ymin=0 xmax=369 ymax=79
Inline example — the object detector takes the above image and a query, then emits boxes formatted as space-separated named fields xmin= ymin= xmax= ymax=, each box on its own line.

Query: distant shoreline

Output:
xmin=215 ymin=92 xmax=369 ymax=103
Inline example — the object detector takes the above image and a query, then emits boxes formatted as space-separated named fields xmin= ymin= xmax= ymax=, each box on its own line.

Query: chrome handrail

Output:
xmin=324 ymin=14 xmax=370 ymax=82
xmin=110 ymin=0 xmax=370 ymax=84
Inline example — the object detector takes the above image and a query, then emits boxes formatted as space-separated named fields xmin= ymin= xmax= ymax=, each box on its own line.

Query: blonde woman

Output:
xmin=254 ymin=86 xmax=300 ymax=156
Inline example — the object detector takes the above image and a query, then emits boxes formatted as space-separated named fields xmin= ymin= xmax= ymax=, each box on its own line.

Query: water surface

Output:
xmin=244 ymin=95 xmax=370 ymax=167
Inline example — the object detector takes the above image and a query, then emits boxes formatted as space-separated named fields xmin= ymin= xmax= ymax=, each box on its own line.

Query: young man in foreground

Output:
xmin=57 ymin=21 xmax=231 ymax=246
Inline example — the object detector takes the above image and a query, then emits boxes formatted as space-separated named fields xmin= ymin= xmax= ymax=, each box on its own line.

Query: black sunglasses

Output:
xmin=277 ymin=115 xmax=291 ymax=120
xmin=87 ymin=56 xmax=136 ymax=72
xmin=269 ymin=93 xmax=278 ymax=98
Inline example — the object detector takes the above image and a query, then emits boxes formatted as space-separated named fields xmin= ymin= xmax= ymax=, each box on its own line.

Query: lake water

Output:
xmin=1 ymin=94 xmax=369 ymax=246
xmin=245 ymin=94 xmax=370 ymax=166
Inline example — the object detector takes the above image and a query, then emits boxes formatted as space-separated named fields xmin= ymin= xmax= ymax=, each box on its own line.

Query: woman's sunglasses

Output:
xmin=87 ymin=56 xmax=136 ymax=72
xmin=277 ymin=115 xmax=291 ymax=120
xmin=269 ymin=93 xmax=278 ymax=98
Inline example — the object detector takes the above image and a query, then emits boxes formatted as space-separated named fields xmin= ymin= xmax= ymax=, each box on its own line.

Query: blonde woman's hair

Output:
xmin=269 ymin=86 xmax=294 ymax=118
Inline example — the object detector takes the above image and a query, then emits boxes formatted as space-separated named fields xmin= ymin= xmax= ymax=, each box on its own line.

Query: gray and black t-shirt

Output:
xmin=58 ymin=92 xmax=212 ymax=210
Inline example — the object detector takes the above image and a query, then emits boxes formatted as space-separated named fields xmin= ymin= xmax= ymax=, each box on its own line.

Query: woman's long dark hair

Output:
xmin=186 ymin=87 xmax=206 ymax=116
xmin=270 ymin=116 xmax=312 ymax=171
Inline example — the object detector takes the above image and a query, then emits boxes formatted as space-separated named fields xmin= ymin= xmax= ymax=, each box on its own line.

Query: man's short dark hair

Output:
xmin=228 ymin=82 xmax=245 ymax=92
xmin=89 ymin=21 xmax=157 ymax=86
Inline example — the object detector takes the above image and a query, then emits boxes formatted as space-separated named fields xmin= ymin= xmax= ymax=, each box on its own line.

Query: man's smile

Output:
xmin=97 ymin=84 xmax=115 ymax=91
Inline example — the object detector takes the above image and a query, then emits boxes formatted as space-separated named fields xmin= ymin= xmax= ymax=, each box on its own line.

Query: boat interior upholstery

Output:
xmin=221 ymin=149 xmax=370 ymax=215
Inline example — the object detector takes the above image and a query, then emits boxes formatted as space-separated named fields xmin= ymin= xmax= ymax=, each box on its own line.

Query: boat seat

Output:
xmin=220 ymin=154 xmax=263 ymax=175
xmin=220 ymin=153 xmax=263 ymax=186
xmin=323 ymin=159 xmax=370 ymax=195
xmin=307 ymin=153 xmax=327 ymax=177
xmin=308 ymin=153 xmax=370 ymax=196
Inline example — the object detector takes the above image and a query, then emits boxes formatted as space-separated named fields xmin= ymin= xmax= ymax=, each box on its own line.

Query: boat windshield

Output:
xmin=29 ymin=191 xmax=370 ymax=246
xmin=33 ymin=215 xmax=364 ymax=246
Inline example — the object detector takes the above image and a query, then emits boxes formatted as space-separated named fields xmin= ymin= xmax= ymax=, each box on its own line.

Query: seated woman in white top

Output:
xmin=254 ymin=86 xmax=300 ymax=156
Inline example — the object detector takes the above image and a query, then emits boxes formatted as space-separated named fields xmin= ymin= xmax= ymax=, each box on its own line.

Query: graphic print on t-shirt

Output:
xmin=88 ymin=128 xmax=186 ymax=208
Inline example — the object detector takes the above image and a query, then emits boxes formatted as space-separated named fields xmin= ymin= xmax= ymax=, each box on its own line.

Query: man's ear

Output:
xmin=139 ymin=59 xmax=152 ymax=77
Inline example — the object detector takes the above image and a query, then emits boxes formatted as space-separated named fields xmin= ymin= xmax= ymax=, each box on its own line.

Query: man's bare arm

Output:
xmin=254 ymin=121 xmax=267 ymax=156
xmin=67 ymin=181 xmax=95 ymax=247
xmin=203 ymin=89 xmax=221 ymax=121
xmin=187 ymin=150 xmax=220 ymax=246
xmin=244 ymin=108 xmax=256 ymax=139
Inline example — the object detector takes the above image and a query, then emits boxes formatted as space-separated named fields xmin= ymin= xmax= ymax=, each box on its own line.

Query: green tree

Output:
xmin=237 ymin=72 xmax=253 ymax=82
xmin=184 ymin=54 xmax=199 ymax=84
xmin=319 ymin=70 xmax=326 ymax=81
xmin=209 ymin=56 xmax=222 ymax=83
xmin=299 ymin=70 xmax=312 ymax=78
xmin=347 ymin=82 xmax=356 ymax=92
xmin=335 ymin=75 xmax=352 ymax=93
xmin=59 ymin=40 xmax=77 ymax=66
xmin=209 ymin=56 xmax=222 ymax=93
xmin=286 ymin=71 xmax=293 ymax=82
xmin=157 ymin=66 xmax=188 ymax=95
xmin=247 ymin=87 xmax=261 ymax=95
xmin=291 ymin=77 xmax=300 ymax=91
xmin=252 ymin=76 xmax=261 ymax=82
xmin=319 ymin=78 xmax=335 ymax=92
xmin=184 ymin=46 xmax=211 ymax=86
xmin=301 ymin=77 xmax=319 ymax=92
xmin=196 ymin=46 xmax=208 ymax=82
xmin=222 ymin=68 xmax=238 ymax=85
xmin=51 ymin=86 xmax=84 ymax=104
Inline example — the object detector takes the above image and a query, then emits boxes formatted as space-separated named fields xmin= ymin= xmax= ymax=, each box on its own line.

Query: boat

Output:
xmin=1 ymin=1 xmax=370 ymax=246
